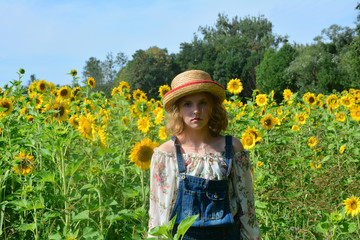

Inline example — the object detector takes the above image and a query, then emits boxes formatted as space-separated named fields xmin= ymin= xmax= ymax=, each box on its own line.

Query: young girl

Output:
xmin=148 ymin=70 xmax=261 ymax=239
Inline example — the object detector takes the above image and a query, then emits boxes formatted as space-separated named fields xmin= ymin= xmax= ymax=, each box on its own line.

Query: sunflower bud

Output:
xmin=19 ymin=68 xmax=25 ymax=74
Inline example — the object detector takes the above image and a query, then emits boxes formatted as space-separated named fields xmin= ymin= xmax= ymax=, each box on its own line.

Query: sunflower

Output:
xmin=256 ymin=94 xmax=268 ymax=107
xmin=155 ymin=110 xmax=164 ymax=125
xmin=326 ymin=94 xmax=339 ymax=109
xmin=261 ymin=114 xmax=275 ymax=130
xmin=130 ymin=105 xmax=139 ymax=118
xmin=72 ymin=86 xmax=83 ymax=98
xmin=241 ymin=133 xmax=256 ymax=150
xmin=70 ymin=69 xmax=77 ymax=76
xmin=303 ymin=92 xmax=317 ymax=106
xmin=158 ymin=85 xmax=171 ymax=97
xmin=136 ymin=99 xmax=152 ymax=114
xmin=158 ymin=126 xmax=168 ymax=140
xmin=244 ymin=126 xmax=262 ymax=143
xmin=78 ymin=113 xmax=96 ymax=140
xmin=256 ymin=161 xmax=263 ymax=168
xmin=124 ymin=93 xmax=132 ymax=101
xmin=253 ymin=89 xmax=261 ymax=96
xmin=0 ymin=98 xmax=14 ymax=117
xmin=58 ymin=86 xmax=72 ymax=99
xmin=307 ymin=136 xmax=317 ymax=148
xmin=13 ymin=151 xmax=35 ymax=175
xmin=52 ymin=100 xmax=69 ymax=122
xmin=130 ymin=138 xmax=159 ymax=170
xmin=340 ymin=95 xmax=354 ymax=108
xmin=111 ymin=87 xmax=121 ymax=97
xmin=292 ymin=125 xmax=300 ymax=131
xmin=97 ymin=127 xmax=107 ymax=149
xmin=88 ymin=77 xmax=96 ymax=89
xmin=133 ymin=89 xmax=144 ymax=101
xmin=335 ymin=112 xmax=346 ymax=122
xmin=343 ymin=195 xmax=360 ymax=217
xmin=36 ymin=80 xmax=48 ymax=93
xmin=155 ymin=100 xmax=163 ymax=108
xmin=310 ymin=162 xmax=322 ymax=170
xmin=68 ymin=115 xmax=79 ymax=128
xmin=283 ymin=89 xmax=293 ymax=101
xmin=227 ymin=78 xmax=243 ymax=95
xmin=137 ymin=116 xmax=152 ymax=133
xmin=339 ymin=145 xmax=346 ymax=154
xmin=122 ymin=116 xmax=129 ymax=126
xmin=119 ymin=81 xmax=131 ymax=95
xmin=294 ymin=112 xmax=307 ymax=125
xmin=350 ymin=106 xmax=360 ymax=121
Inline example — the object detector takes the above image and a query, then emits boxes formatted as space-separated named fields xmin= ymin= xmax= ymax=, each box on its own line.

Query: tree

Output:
xmin=83 ymin=57 xmax=104 ymax=88
xmin=176 ymin=13 xmax=283 ymax=98
xmin=116 ymin=46 xmax=177 ymax=100
xmin=256 ymin=44 xmax=298 ymax=101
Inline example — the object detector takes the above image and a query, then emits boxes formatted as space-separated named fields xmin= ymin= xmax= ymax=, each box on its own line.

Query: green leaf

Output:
xmin=339 ymin=222 xmax=356 ymax=233
xmin=48 ymin=233 xmax=62 ymax=240
xmin=72 ymin=210 xmax=89 ymax=222
xmin=176 ymin=214 xmax=198 ymax=238
xmin=122 ymin=187 xmax=140 ymax=198
xmin=39 ymin=172 xmax=55 ymax=183
xmin=149 ymin=225 xmax=168 ymax=236
xmin=316 ymin=221 xmax=331 ymax=234
xmin=167 ymin=214 xmax=176 ymax=234
xmin=18 ymin=223 xmax=36 ymax=232
xmin=83 ymin=227 xmax=103 ymax=239
xmin=67 ymin=159 xmax=84 ymax=176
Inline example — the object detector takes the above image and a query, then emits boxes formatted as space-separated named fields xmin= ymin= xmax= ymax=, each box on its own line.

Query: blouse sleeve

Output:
xmin=148 ymin=149 xmax=178 ymax=238
xmin=231 ymin=151 xmax=261 ymax=240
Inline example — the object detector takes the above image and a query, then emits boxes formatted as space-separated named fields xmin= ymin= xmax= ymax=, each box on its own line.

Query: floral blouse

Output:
xmin=148 ymin=148 xmax=261 ymax=240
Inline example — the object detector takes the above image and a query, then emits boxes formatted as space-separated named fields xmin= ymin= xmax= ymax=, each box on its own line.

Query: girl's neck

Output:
xmin=177 ymin=128 xmax=214 ymax=151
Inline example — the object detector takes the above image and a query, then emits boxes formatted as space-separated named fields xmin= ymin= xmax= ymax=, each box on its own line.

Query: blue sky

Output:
xmin=0 ymin=0 xmax=358 ymax=88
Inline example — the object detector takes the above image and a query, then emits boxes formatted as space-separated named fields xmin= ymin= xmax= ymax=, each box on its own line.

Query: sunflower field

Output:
xmin=0 ymin=70 xmax=359 ymax=240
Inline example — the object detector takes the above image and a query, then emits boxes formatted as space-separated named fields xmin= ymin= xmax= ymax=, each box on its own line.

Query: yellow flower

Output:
xmin=0 ymin=98 xmax=14 ymax=117
xmin=294 ymin=112 xmax=307 ymax=125
xmin=111 ymin=87 xmax=121 ymax=96
xmin=307 ymin=136 xmax=317 ymax=148
xmin=343 ymin=195 xmax=360 ymax=217
xmin=256 ymin=94 xmax=268 ymax=107
xmin=58 ymin=86 xmax=72 ymax=99
xmin=130 ymin=138 xmax=159 ymax=170
xmin=137 ymin=116 xmax=151 ymax=133
xmin=253 ymin=89 xmax=261 ymax=96
xmin=292 ymin=125 xmax=300 ymax=131
xmin=241 ymin=133 xmax=256 ymax=150
xmin=78 ymin=113 xmax=96 ymax=140
xmin=283 ymin=89 xmax=293 ymax=100
xmin=303 ymin=92 xmax=317 ymax=106
xmin=350 ymin=106 xmax=360 ymax=121
xmin=260 ymin=114 xmax=275 ymax=130
xmin=339 ymin=145 xmax=346 ymax=154
xmin=72 ymin=86 xmax=83 ymax=98
xmin=97 ymin=127 xmax=107 ymax=149
xmin=119 ymin=81 xmax=131 ymax=95
xmin=335 ymin=112 xmax=346 ymax=122
xmin=310 ymin=162 xmax=322 ymax=170
xmin=256 ymin=161 xmax=263 ymax=168
xmin=227 ymin=78 xmax=243 ymax=94
xmin=70 ymin=69 xmax=77 ymax=76
xmin=340 ymin=95 xmax=354 ymax=108
xmin=122 ymin=116 xmax=129 ymax=126
xmin=326 ymin=94 xmax=339 ymax=109
xmin=13 ymin=151 xmax=35 ymax=175
xmin=155 ymin=110 xmax=164 ymax=125
xmin=244 ymin=126 xmax=262 ymax=143
xmin=68 ymin=115 xmax=79 ymax=128
xmin=51 ymin=100 xmax=69 ymax=122
xmin=133 ymin=89 xmax=144 ymax=101
xmin=36 ymin=80 xmax=48 ymax=93
xmin=158 ymin=126 xmax=168 ymax=140
xmin=158 ymin=85 xmax=171 ymax=97
xmin=88 ymin=77 xmax=96 ymax=89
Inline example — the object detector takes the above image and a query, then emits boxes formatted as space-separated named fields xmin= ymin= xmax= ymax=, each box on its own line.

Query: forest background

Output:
xmin=12 ymin=3 xmax=360 ymax=103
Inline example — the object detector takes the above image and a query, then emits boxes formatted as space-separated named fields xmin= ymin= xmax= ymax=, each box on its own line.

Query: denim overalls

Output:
xmin=169 ymin=135 xmax=241 ymax=240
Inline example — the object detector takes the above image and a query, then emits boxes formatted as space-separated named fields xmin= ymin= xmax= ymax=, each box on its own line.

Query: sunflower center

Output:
xmin=138 ymin=146 xmax=153 ymax=162
xmin=309 ymin=97 xmax=315 ymax=103
xmin=265 ymin=119 xmax=272 ymax=126
xmin=1 ymin=102 xmax=10 ymax=110
xmin=351 ymin=202 xmax=357 ymax=209
xmin=245 ymin=137 xmax=253 ymax=145
xmin=60 ymin=89 xmax=68 ymax=97
xmin=40 ymin=83 xmax=46 ymax=91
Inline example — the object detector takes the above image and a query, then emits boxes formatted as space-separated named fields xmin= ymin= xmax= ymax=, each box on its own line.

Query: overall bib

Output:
xmin=169 ymin=135 xmax=241 ymax=240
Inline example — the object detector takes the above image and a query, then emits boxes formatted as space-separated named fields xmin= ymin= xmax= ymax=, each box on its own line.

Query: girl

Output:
xmin=148 ymin=70 xmax=261 ymax=239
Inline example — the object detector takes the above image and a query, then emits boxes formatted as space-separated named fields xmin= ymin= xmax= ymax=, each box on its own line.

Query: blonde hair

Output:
xmin=165 ymin=92 xmax=228 ymax=137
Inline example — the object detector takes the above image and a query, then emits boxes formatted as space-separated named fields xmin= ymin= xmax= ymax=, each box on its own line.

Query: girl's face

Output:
xmin=179 ymin=92 xmax=212 ymax=131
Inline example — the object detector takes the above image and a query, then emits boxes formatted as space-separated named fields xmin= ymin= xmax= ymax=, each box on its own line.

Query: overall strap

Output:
xmin=225 ymin=135 xmax=233 ymax=176
xmin=170 ymin=136 xmax=186 ymax=173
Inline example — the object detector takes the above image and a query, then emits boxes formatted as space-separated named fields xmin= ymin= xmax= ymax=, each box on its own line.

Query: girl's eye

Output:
xmin=183 ymin=102 xmax=192 ymax=107
xmin=199 ymin=101 xmax=207 ymax=106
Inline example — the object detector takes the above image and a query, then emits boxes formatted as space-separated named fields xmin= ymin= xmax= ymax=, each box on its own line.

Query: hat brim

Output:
xmin=163 ymin=81 xmax=225 ymax=112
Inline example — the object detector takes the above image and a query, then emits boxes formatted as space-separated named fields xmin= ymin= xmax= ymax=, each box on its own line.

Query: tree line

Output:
xmin=81 ymin=3 xmax=360 ymax=101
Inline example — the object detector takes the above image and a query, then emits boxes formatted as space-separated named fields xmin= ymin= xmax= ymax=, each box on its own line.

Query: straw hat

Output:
xmin=163 ymin=70 xmax=225 ymax=112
